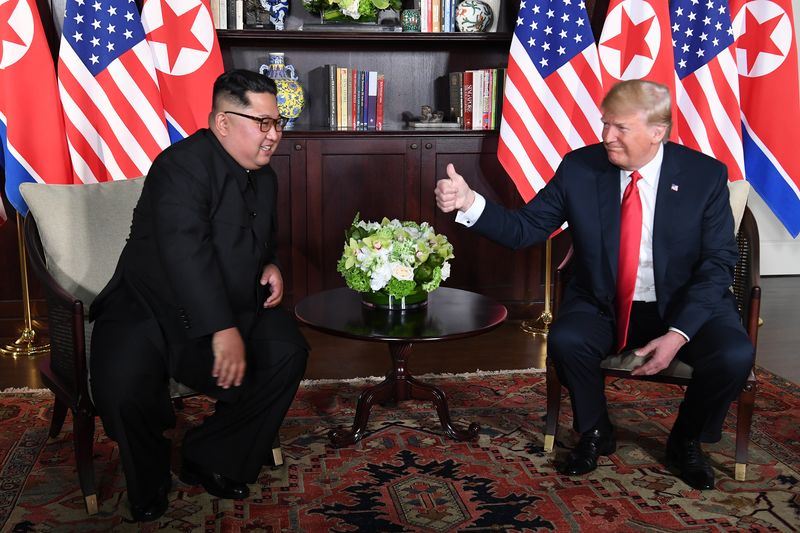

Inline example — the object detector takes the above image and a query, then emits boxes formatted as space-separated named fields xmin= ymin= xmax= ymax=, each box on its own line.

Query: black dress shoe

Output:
xmin=558 ymin=427 xmax=617 ymax=475
xmin=665 ymin=433 xmax=715 ymax=490
xmin=129 ymin=476 xmax=171 ymax=522
xmin=180 ymin=459 xmax=250 ymax=499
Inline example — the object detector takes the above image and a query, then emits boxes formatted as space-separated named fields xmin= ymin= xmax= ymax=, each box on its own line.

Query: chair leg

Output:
xmin=73 ymin=410 xmax=98 ymax=515
xmin=734 ymin=381 xmax=756 ymax=481
xmin=270 ymin=433 xmax=283 ymax=467
xmin=543 ymin=361 xmax=562 ymax=453
xmin=48 ymin=398 xmax=69 ymax=439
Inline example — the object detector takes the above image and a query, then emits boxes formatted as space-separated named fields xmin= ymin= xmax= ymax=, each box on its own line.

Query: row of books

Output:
xmin=449 ymin=69 xmax=506 ymax=130
xmin=210 ymin=0 xmax=244 ymax=30
xmin=420 ymin=0 xmax=457 ymax=32
xmin=309 ymin=66 xmax=385 ymax=130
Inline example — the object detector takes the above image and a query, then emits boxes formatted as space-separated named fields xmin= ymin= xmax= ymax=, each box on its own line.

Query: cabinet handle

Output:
xmin=410 ymin=143 xmax=418 ymax=149
xmin=425 ymin=143 xmax=433 ymax=149
xmin=294 ymin=144 xmax=303 ymax=151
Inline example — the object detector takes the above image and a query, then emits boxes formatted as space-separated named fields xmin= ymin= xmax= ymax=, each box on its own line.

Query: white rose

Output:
xmin=341 ymin=0 xmax=361 ymax=18
xmin=391 ymin=263 xmax=414 ymax=281
xmin=440 ymin=262 xmax=451 ymax=280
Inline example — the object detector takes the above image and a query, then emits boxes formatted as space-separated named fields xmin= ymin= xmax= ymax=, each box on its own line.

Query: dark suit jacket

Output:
xmin=472 ymin=142 xmax=739 ymax=339
xmin=91 ymin=129 xmax=306 ymax=388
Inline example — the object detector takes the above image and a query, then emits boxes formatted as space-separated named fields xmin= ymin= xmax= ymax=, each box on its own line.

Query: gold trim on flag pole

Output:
xmin=1 ymin=212 xmax=49 ymax=357
xmin=521 ymin=238 xmax=553 ymax=338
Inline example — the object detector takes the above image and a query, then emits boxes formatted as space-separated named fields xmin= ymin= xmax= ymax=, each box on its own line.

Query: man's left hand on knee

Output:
xmin=631 ymin=331 xmax=687 ymax=376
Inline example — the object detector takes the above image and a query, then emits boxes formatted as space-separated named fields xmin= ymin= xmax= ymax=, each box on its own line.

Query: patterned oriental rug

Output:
xmin=1 ymin=369 xmax=799 ymax=532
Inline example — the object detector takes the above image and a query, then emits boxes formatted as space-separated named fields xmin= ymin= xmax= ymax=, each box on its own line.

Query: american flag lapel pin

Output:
xmin=671 ymin=184 xmax=679 ymax=192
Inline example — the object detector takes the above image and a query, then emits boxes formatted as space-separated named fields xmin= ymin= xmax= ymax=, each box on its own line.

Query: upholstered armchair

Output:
xmin=20 ymin=179 xmax=282 ymax=514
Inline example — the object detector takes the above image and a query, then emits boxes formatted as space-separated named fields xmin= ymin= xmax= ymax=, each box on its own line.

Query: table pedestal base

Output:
xmin=329 ymin=342 xmax=481 ymax=447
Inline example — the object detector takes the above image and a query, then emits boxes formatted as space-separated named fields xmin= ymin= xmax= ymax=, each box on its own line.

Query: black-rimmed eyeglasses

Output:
xmin=224 ymin=111 xmax=289 ymax=132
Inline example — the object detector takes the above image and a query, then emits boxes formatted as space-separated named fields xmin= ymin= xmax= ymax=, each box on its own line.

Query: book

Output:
xmin=376 ymin=73 xmax=385 ymax=130
xmin=219 ymin=0 xmax=227 ymax=29
xmin=367 ymin=71 xmax=377 ymax=129
xmin=235 ymin=0 xmax=243 ymax=30
xmin=449 ymin=72 xmax=463 ymax=124
xmin=308 ymin=65 xmax=338 ymax=129
xmin=463 ymin=70 xmax=473 ymax=130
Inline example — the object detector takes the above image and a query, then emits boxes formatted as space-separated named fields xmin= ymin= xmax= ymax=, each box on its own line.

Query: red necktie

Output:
xmin=615 ymin=170 xmax=643 ymax=352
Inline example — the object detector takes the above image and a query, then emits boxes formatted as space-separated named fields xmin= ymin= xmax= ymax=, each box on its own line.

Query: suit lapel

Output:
xmin=597 ymin=163 xmax=622 ymax=286
xmin=653 ymin=143 xmax=681 ymax=290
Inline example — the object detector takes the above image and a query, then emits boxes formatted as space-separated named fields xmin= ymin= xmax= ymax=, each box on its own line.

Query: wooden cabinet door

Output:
xmin=420 ymin=134 xmax=545 ymax=315
xmin=267 ymin=138 xmax=307 ymax=305
xmin=304 ymin=137 xmax=421 ymax=294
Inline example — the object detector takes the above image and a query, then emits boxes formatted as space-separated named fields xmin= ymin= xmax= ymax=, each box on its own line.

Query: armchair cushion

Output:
xmin=600 ymin=351 xmax=694 ymax=379
xmin=19 ymin=178 xmax=145 ymax=307
xmin=728 ymin=180 xmax=750 ymax=235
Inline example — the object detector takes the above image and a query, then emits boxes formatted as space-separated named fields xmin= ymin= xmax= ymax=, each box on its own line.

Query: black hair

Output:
xmin=212 ymin=69 xmax=277 ymax=110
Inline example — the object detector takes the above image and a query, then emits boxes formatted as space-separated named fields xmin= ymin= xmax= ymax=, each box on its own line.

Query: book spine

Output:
xmin=210 ymin=0 xmax=220 ymax=28
xmin=432 ymin=0 xmax=441 ymax=32
xmin=235 ymin=0 xmax=243 ymax=29
xmin=226 ymin=0 xmax=235 ymax=29
xmin=376 ymin=74 xmax=385 ymax=130
xmin=367 ymin=71 xmax=377 ymax=128
xmin=463 ymin=70 xmax=473 ymax=130
xmin=495 ymin=68 xmax=505 ymax=129
xmin=449 ymin=71 xmax=463 ymax=124
xmin=354 ymin=68 xmax=358 ymax=130
xmin=329 ymin=65 xmax=337 ymax=129
xmin=219 ymin=0 xmax=227 ymax=29
xmin=482 ymin=69 xmax=491 ymax=130
xmin=360 ymin=70 xmax=368 ymax=129
xmin=471 ymin=70 xmax=482 ymax=130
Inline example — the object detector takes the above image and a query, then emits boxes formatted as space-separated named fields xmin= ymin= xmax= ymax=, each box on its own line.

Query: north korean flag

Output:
xmin=0 ymin=0 xmax=72 ymax=221
xmin=142 ymin=0 xmax=223 ymax=143
xmin=731 ymin=0 xmax=800 ymax=237
xmin=597 ymin=0 xmax=679 ymax=141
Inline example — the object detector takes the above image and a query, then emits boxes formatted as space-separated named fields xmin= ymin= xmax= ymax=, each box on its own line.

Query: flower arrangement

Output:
xmin=302 ymin=0 xmax=401 ymax=22
xmin=337 ymin=214 xmax=454 ymax=300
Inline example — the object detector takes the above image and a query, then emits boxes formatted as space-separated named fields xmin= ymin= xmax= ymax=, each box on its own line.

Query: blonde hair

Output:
xmin=601 ymin=80 xmax=672 ymax=138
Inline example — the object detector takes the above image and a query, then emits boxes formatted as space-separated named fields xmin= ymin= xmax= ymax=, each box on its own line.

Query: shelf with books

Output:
xmin=217 ymin=29 xmax=513 ymax=44
xmin=280 ymin=127 xmax=500 ymax=137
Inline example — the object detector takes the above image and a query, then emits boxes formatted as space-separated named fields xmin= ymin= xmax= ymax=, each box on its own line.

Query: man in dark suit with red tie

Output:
xmin=434 ymin=80 xmax=753 ymax=490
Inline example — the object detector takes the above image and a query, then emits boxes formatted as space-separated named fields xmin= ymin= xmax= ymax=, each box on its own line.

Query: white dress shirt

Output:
xmin=454 ymin=143 xmax=689 ymax=341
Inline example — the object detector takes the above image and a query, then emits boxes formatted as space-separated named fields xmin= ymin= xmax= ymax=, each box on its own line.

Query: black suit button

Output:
xmin=250 ymin=211 xmax=257 ymax=218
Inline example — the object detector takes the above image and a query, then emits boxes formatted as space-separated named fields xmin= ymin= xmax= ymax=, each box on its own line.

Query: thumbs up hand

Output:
xmin=435 ymin=163 xmax=475 ymax=213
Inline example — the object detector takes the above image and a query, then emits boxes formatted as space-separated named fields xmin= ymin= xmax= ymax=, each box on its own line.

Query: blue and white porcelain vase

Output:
xmin=259 ymin=52 xmax=304 ymax=129
xmin=455 ymin=0 xmax=492 ymax=32
xmin=261 ymin=0 xmax=289 ymax=30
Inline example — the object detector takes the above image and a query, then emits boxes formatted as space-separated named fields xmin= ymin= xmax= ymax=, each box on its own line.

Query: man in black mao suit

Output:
xmin=435 ymin=80 xmax=753 ymax=490
xmin=90 ymin=70 xmax=308 ymax=521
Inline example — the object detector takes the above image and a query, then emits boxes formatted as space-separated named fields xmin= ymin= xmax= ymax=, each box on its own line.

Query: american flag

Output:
xmin=671 ymin=0 xmax=745 ymax=181
xmin=498 ymin=0 xmax=604 ymax=202
xmin=58 ymin=0 xmax=170 ymax=183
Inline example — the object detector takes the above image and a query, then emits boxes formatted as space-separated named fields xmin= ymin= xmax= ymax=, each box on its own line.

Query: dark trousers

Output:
xmin=547 ymin=301 xmax=753 ymax=443
xmin=90 ymin=316 xmax=308 ymax=506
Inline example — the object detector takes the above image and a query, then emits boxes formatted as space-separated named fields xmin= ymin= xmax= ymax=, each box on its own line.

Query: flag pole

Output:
xmin=1 ymin=212 xmax=49 ymax=357
xmin=521 ymin=238 xmax=553 ymax=338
